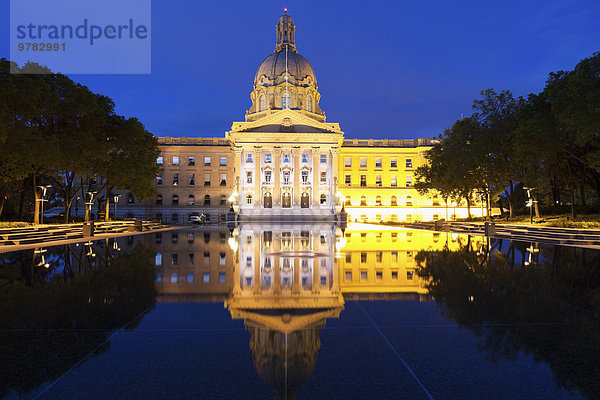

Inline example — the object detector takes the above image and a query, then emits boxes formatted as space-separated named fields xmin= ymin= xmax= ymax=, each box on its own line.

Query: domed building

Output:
xmin=247 ymin=11 xmax=324 ymax=123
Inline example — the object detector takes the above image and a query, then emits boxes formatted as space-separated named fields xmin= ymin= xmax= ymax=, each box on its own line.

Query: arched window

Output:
xmin=375 ymin=195 xmax=382 ymax=206
xmin=282 ymin=92 xmax=290 ymax=109
xmin=246 ymin=194 xmax=253 ymax=205
xmin=391 ymin=195 xmax=397 ymax=206
xmin=406 ymin=196 xmax=413 ymax=206
xmin=220 ymin=195 xmax=227 ymax=205
xmin=172 ymin=195 xmax=179 ymax=205
xmin=345 ymin=195 xmax=351 ymax=206
xmin=306 ymin=96 xmax=313 ymax=112
xmin=259 ymin=94 xmax=266 ymax=111
xmin=360 ymin=195 xmax=367 ymax=206
xmin=204 ymin=195 xmax=211 ymax=205
xmin=320 ymin=193 xmax=327 ymax=205
xmin=188 ymin=195 xmax=195 ymax=206
xmin=156 ymin=194 xmax=162 ymax=205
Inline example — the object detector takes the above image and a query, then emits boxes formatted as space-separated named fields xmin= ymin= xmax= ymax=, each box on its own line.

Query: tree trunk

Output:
xmin=570 ymin=188 xmax=576 ymax=219
xmin=466 ymin=196 xmax=472 ymax=219
xmin=504 ymin=188 xmax=514 ymax=218
xmin=33 ymin=174 xmax=40 ymax=224
xmin=579 ymin=183 xmax=586 ymax=206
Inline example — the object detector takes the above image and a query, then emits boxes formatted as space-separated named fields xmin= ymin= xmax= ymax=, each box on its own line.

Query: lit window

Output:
xmin=391 ymin=175 xmax=397 ymax=187
xmin=204 ymin=157 xmax=211 ymax=166
xmin=155 ymin=253 xmax=162 ymax=266
xmin=220 ymin=173 xmax=226 ymax=186
xmin=282 ymin=92 xmax=290 ymax=109
xmin=204 ymin=174 xmax=211 ymax=186
xmin=345 ymin=196 xmax=351 ymax=206
xmin=259 ymin=94 xmax=266 ymax=111
xmin=220 ymin=157 xmax=227 ymax=166
xmin=246 ymin=194 xmax=253 ymax=205
xmin=345 ymin=158 xmax=351 ymax=167
xmin=156 ymin=156 xmax=163 ymax=165
xmin=360 ymin=158 xmax=367 ymax=168
xmin=187 ymin=273 xmax=194 ymax=283
xmin=264 ymin=170 xmax=272 ymax=183
xmin=188 ymin=157 xmax=195 ymax=166
xmin=433 ymin=214 xmax=439 ymax=221
xmin=375 ymin=195 xmax=382 ymax=206
xmin=189 ymin=174 xmax=195 ymax=186
xmin=375 ymin=158 xmax=382 ymax=168
xmin=283 ymin=153 xmax=290 ymax=163
xmin=361 ymin=271 xmax=368 ymax=281
xmin=406 ymin=158 xmax=413 ymax=168
xmin=360 ymin=196 xmax=367 ymax=206
xmin=406 ymin=176 xmax=413 ymax=186
xmin=360 ymin=175 xmax=367 ymax=187
xmin=246 ymin=153 xmax=253 ymax=163
xmin=246 ymin=171 xmax=253 ymax=184
xmin=264 ymin=153 xmax=272 ymax=163
xmin=320 ymin=171 xmax=327 ymax=184
xmin=376 ymin=175 xmax=382 ymax=187
xmin=203 ymin=272 xmax=210 ymax=283
xmin=390 ymin=158 xmax=397 ymax=168
xmin=302 ymin=154 xmax=309 ymax=163
xmin=283 ymin=170 xmax=290 ymax=184
xmin=345 ymin=271 xmax=352 ymax=281
xmin=406 ymin=196 xmax=413 ymax=206
xmin=391 ymin=196 xmax=397 ymax=206
xmin=173 ymin=174 xmax=179 ymax=186
xmin=320 ymin=154 xmax=327 ymax=164
xmin=156 ymin=175 xmax=162 ymax=186
xmin=301 ymin=170 xmax=309 ymax=183
xmin=345 ymin=175 xmax=351 ymax=186
xmin=172 ymin=156 xmax=179 ymax=166
xmin=171 ymin=272 xmax=177 ymax=282
xmin=407 ymin=271 xmax=414 ymax=280
xmin=406 ymin=214 xmax=412 ymax=222
xmin=433 ymin=195 xmax=440 ymax=206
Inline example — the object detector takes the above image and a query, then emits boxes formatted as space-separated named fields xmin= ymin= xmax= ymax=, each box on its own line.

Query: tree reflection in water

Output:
xmin=416 ymin=238 xmax=600 ymax=398
xmin=0 ymin=241 xmax=157 ymax=397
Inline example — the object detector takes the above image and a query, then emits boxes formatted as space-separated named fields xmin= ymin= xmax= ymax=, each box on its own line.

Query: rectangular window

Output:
xmin=361 ymin=252 xmax=367 ymax=263
xmin=204 ymin=251 xmax=210 ymax=264
xmin=433 ymin=214 xmax=439 ymax=221
xmin=406 ymin=158 xmax=413 ymax=168
xmin=320 ymin=154 xmax=327 ymax=164
xmin=320 ymin=171 xmax=327 ymax=184
xmin=345 ymin=271 xmax=352 ymax=281
xmin=188 ymin=157 xmax=195 ymax=166
xmin=187 ymin=272 xmax=194 ymax=283
xmin=345 ymin=157 xmax=351 ymax=167
xmin=376 ymin=252 xmax=383 ymax=263
xmin=376 ymin=270 xmax=383 ymax=280
xmin=219 ymin=272 xmax=226 ymax=283
xmin=375 ymin=158 xmax=382 ymax=168
xmin=407 ymin=271 xmax=414 ymax=280
xmin=189 ymin=174 xmax=195 ymax=186
xmin=360 ymin=158 xmax=367 ymax=168
xmin=406 ymin=176 xmax=413 ymax=186
xmin=361 ymin=271 xmax=368 ymax=281
xmin=391 ymin=251 xmax=398 ymax=262
xmin=156 ymin=175 xmax=162 ymax=186
xmin=391 ymin=271 xmax=398 ymax=280
xmin=156 ymin=156 xmax=163 ymax=165
xmin=203 ymin=272 xmax=210 ymax=283
xmin=264 ymin=153 xmax=272 ymax=163
xmin=283 ymin=170 xmax=290 ymax=184
xmin=283 ymin=153 xmax=290 ymax=163
xmin=345 ymin=253 xmax=351 ymax=263
xmin=220 ymin=252 xmax=226 ymax=265
xmin=391 ymin=175 xmax=397 ymax=187
xmin=220 ymin=157 xmax=227 ymax=166
xmin=172 ymin=156 xmax=179 ymax=166
xmin=173 ymin=174 xmax=179 ymax=186
xmin=390 ymin=158 xmax=397 ymax=168
xmin=220 ymin=173 xmax=227 ymax=186
xmin=302 ymin=154 xmax=309 ymax=163
xmin=204 ymin=157 xmax=211 ymax=166
xmin=204 ymin=174 xmax=211 ymax=186
xmin=360 ymin=175 xmax=367 ymax=187
xmin=301 ymin=170 xmax=309 ymax=183
xmin=246 ymin=171 xmax=253 ymax=184
xmin=246 ymin=153 xmax=253 ymax=163
xmin=171 ymin=272 xmax=177 ymax=282
xmin=264 ymin=170 xmax=272 ymax=183
xmin=345 ymin=175 xmax=351 ymax=186
xmin=376 ymin=175 xmax=382 ymax=187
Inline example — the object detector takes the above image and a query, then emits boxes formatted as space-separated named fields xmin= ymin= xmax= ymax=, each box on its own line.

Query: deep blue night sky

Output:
xmin=1 ymin=0 xmax=599 ymax=139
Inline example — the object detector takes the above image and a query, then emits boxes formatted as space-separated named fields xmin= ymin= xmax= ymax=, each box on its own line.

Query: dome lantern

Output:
xmin=275 ymin=9 xmax=296 ymax=52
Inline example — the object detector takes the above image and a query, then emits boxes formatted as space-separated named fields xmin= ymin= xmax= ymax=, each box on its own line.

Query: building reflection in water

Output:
xmin=152 ymin=223 xmax=471 ymax=399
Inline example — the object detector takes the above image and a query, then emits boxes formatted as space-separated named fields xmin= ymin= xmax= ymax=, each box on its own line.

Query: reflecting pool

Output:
xmin=1 ymin=223 xmax=599 ymax=399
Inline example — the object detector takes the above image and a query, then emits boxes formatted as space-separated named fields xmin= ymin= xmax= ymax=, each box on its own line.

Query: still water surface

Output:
xmin=1 ymin=223 xmax=598 ymax=399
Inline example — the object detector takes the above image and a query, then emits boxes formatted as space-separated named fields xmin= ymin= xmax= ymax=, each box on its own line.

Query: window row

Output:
xmin=344 ymin=174 xmax=412 ymax=187
xmin=155 ymin=231 xmax=228 ymax=244
xmin=344 ymin=195 xmax=440 ymax=207
xmin=245 ymin=170 xmax=328 ymax=185
xmin=344 ymin=157 xmax=412 ymax=169
xmin=156 ymin=271 xmax=227 ymax=284
xmin=245 ymin=152 xmax=328 ymax=165
xmin=157 ymin=156 xmax=228 ymax=167
xmin=157 ymin=173 xmax=227 ymax=187
xmin=344 ymin=269 xmax=414 ymax=282
xmin=156 ymin=194 xmax=229 ymax=206
xmin=258 ymin=93 xmax=314 ymax=112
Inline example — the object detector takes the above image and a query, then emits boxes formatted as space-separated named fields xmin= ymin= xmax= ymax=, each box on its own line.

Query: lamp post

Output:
xmin=75 ymin=196 xmax=80 ymax=219
xmin=85 ymin=191 xmax=97 ymax=222
xmin=37 ymin=185 xmax=51 ymax=225
xmin=451 ymin=201 xmax=457 ymax=221
xmin=523 ymin=187 xmax=535 ymax=223
xmin=113 ymin=194 xmax=121 ymax=220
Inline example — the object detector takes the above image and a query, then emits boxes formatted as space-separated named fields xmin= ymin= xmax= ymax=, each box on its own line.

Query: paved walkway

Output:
xmin=394 ymin=221 xmax=600 ymax=249
xmin=0 ymin=221 xmax=181 ymax=253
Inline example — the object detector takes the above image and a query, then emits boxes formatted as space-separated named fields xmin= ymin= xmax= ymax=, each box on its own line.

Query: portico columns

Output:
xmin=312 ymin=147 xmax=320 ymax=208
xmin=254 ymin=147 xmax=262 ymax=207
xmin=274 ymin=147 xmax=281 ymax=206
xmin=292 ymin=147 xmax=301 ymax=207
xmin=331 ymin=147 xmax=339 ymax=207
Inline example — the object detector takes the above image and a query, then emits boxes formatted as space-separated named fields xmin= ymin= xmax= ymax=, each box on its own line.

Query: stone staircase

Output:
xmin=238 ymin=208 xmax=337 ymax=222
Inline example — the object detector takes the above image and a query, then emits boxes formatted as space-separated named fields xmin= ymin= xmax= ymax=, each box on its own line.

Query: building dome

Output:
xmin=254 ymin=51 xmax=317 ymax=88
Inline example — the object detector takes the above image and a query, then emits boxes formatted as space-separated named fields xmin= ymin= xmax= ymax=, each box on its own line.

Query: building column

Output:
xmin=331 ymin=147 xmax=339 ymax=207
xmin=274 ymin=147 xmax=281 ymax=207
xmin=292 ymin=147 xmax=301 ymax=207
xmin=254 ymin=147 xmax=262 ymax=207
xmin=233 ymin=146 xmax=243 ymax=208
xmin=293 ymin=258 xmax=300 ymax=294
xmin=312 ymin=147 xmax=320 ymax=208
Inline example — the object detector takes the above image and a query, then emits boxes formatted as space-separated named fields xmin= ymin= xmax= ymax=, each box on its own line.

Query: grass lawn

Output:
xmin=490 ymin=213 xmax=600 ymax=229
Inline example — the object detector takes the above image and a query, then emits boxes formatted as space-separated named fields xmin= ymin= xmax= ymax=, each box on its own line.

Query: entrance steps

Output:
xmin=239 ymin=207 xmax=337 ymax=221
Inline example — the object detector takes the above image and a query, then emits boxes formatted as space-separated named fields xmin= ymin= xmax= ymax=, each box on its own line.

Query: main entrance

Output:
xmin=282 ymin=192 xmax=291 ymax=208
xmin=301 ymin=192 xmax=310 ymax=208
xmin=263 ymin=192 xmax=272 ymax=208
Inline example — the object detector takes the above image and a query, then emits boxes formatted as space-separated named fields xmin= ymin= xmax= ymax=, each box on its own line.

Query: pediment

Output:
xmin=228 ymin=109 xmax=342 ymax=135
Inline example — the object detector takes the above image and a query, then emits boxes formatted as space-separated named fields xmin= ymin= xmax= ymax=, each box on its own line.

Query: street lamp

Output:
xmin=75 ymin=196 xmax=80 ymax=219
xmin=37 ymin=185 xmax=51 ymax=224
xmin=113 ymin=194 xmax=122 ymax=220
xmin=86 ymin=191 xmax=97 ymax=221
xmin=523 ymin=187 xmax=536 ymax=223
xmin=451 ymin=201 xmax=457 ymax=221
